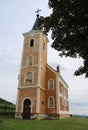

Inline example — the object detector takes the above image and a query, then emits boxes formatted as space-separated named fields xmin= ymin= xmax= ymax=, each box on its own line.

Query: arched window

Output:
xmin=25 ymin=72 xmax=33 ymax=84
xmin=48 ymin=79 xmax=54 ymax=90
xmin=29 ymin=39 xmax=34 ymax=47
xmin=48 ymin=97 xmax=54 ymax=108
xmin=27 ymin=56 xmax=33 ymax=66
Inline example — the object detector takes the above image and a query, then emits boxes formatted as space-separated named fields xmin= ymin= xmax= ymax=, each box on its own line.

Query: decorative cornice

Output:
xmin=46 ymin=64 xmax=57 ymax=74
xmin=23 ymin=30 xmax=43 ymax=37
xmin=58 ymin=73 xmax=69 ymax=88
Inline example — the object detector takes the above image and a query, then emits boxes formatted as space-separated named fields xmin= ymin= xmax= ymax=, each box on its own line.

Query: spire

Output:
xmin=32 ymin=9 xmax=41 ymax=30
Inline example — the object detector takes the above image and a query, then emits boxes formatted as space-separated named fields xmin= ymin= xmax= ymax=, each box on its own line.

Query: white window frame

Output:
xmin=24 ymin=71 xmax=34 ymax=84
xmin=48 ymin=79 xmax=54 ymax=90
xmin=48 ymin=96 xmax=55 ymax=108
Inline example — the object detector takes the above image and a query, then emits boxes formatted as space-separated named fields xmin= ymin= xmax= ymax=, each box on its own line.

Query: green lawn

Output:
xmin=0 ymin=117 xmax=88 ymax=130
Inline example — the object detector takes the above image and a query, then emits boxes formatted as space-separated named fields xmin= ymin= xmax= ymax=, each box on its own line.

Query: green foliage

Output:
xmin=0 ymin=117 xmax=88 ymax=130
xmin=0 ymin=98 xmax=15 ymax=114
xmin=39 ymin=0 xmax=88 ymax=77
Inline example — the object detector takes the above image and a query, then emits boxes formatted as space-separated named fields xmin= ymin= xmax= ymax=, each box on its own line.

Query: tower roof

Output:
xmin=32 ymin=9 xmax=41 ymax=30
xmin=32 ymin=15 xmax=39 ymax=30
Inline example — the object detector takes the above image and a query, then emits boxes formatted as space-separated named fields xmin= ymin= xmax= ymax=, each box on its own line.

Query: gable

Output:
xmin=46 ymin=64 xmax=57 ymax=88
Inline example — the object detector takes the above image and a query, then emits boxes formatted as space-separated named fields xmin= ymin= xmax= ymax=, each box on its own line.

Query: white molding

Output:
xmin=18 ymin=86 xmax=46 ymax=91
xmin=18 ymin=85 xmax=37 ymax=89
xmin=46 ymin=64 xmax=57 ymax=74
xmin=36 ymin=87 xmax=40 ymax=113
xmin=18 ymin=38 xmax=25 ymax=88
xmin=59 ymin=111 xmax=70 ymax=114
xmin=36 ymin=32 xmax=42 ymax=113
xmin=48 ymin=96 xmax=55 ymax=108
xmin=21 ymin=97 xmax=32 ymax=113
xmin=58 ymin=73 xmax=69 ymax=88
xmin=37 ymin=32 xmax=42 ymax=85
xmin=40 ymin=87 xmax=46 ymax=91
xmin=15 ymin=88 xmax=19 ymax=112
xmin=56 ymin=73 xmax=59 ymax=114
xmin=48 ymin=79 xmax=54 ymax=90
xmin=24 ymin=71 xmax=34 ymax=84
xmin=21 ymin=64 xmax=38 ymax=69
xmin=16 ymin=33 xmax=26 ymax=111
xmin=41 ymin=66 xmax=46 ymax=71
xmin=23 ymin=30 xmax=43 ymax=37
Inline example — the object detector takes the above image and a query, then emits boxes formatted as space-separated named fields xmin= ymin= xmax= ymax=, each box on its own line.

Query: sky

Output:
xmin=0 ymin=0 xmax=88 ymax=115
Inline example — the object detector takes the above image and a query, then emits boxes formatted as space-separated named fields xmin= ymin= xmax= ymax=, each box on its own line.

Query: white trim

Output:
xmin=21 ymin=64 xmax=38 ymax=69
xmin=21 ymin=97 xmax=32 ymax=113
xmin=16 ymin=39 xmax=25 ymax=109
xmin=18 ymin=86 xmax=46 ymax=91
xmin=23 ymin=30 xmax=44 ymax=37
xmin=36 ymin=32 xmax=42 ymax=113
xmin=19 ymin=85 xmax=38 ymax=89
xmin=41 ymin=66 xmax=46 ymax=71
xmin=37 ymin=32 xmax=42 ymax=85
xmin=24 ymin=71 xmax=34 ymax=84
xmin=48 ymin=79 xmax=54 ymax=90
xmin=56 ymin=73 xmax=59 ymax=113
xmin=48 ymin=96 xmax=55 ymax=108
xmin=18 ymin=38 xmax=25 ymax=88
xmin=15 ymin=88 xmax=19 ymax=112
xmin=36 ymin=87 xmax=40 ymax=113
xmin=58 ymin=73 xmax=69 ymax=88
xmin=47 ymin=65 xmax=57 ymax=74
xmin=59 ymin=111 xmax=70 ymax=114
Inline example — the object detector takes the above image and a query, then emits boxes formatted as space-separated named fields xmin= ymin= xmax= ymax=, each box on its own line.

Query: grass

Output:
xmin=0 ymin=116 xmax=88 ymax=130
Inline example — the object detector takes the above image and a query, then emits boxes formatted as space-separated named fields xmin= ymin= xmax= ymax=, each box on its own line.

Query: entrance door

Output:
xmin=23 ymin=99 xmax=31 ymax=119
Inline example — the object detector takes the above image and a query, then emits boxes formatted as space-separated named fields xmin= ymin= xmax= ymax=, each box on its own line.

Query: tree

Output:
xmin=39 ymin=0 xmax=88 ymax=77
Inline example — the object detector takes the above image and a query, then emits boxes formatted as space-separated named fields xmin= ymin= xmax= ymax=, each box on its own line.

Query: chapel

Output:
xmin=15 ymin=12 xmax=70 ymax=120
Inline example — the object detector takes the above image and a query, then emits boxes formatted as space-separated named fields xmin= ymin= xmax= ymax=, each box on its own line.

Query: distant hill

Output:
xmin=0 ymin=98 xmax=15 ymax=113
xmin=0 ymin=98 xmax=15 ymax=105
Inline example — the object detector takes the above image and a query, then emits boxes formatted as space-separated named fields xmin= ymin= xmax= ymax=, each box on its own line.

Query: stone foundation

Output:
xmin=15 ymin=112 xmax=70 ymax=120
xmin=59 ymin=114 xmax=70 ymax=119
xmin=15 ymin=112 xmax=23 ymax=119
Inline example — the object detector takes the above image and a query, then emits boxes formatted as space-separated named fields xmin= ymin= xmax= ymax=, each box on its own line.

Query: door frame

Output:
xmin=22 ymin=98 xmax=32 ymax=119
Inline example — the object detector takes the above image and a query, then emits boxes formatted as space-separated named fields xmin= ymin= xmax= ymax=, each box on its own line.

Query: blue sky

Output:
xmin=0 ymin=0 xmax=88 ymax=115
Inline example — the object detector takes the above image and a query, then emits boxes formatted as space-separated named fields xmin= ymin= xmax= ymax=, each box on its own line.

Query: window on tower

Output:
xmin=27 ymin=56 xmax=33 ymax=66
xmin=48 ymin=79 xmax=54 ymax=90
xmin=25 ymin=72 xmax=33 ymax=84
xmin=29 ymin=39 xmax=34 ymax=47
xmin=48 ymin=96 xmax=54 ymax=108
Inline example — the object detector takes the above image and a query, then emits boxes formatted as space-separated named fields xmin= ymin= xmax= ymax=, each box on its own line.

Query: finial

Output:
xmin=56 ymin=65 xmax=60 ymax=72
xmin=35 ymin=9 xmax=41 ymax=17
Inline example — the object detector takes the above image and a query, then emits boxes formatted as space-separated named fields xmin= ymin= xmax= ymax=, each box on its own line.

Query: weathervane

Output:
xmin=35 ymin=9 xmax=41 ymax=17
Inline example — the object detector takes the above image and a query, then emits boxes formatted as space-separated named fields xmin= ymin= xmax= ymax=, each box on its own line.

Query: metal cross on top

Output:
xmin=35 ymin=9 xmax=41 ymax=16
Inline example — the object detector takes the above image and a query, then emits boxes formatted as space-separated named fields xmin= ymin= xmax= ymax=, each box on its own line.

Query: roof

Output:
xmin=32 ymin=14 xmax=40 ymax=30
xmin=46 ymin=64 xmax=69 ymax=88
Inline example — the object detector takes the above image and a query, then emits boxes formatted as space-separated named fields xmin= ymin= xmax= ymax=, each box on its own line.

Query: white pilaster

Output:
xmin=36 ymin=32 xmax=42 ymax=113
xmin=56 ymin=73 xmax=59 ymax=113
xmin=15 ymin=88 xmax=19 ymax=112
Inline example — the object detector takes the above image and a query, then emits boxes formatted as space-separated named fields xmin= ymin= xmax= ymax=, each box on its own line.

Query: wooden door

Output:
xmin=23 ymin=99 xmax=31 ymax=119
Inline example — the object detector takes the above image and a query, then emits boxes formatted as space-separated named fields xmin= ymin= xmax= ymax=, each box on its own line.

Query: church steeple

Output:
xmin=32 ymin=9 xmax=41 ymax=30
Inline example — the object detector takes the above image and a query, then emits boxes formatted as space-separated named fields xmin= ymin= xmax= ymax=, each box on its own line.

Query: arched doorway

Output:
xmin=23 ymin=99 xmax=31 ymax=119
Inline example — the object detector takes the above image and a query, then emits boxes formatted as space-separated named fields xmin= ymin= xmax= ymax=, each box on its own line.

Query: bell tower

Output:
xmin=15 ymin=12 xmax=48 ymax=119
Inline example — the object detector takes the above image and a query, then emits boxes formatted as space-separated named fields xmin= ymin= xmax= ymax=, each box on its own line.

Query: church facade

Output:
xmin=15 ymin=14 xmax=70 ymax=120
